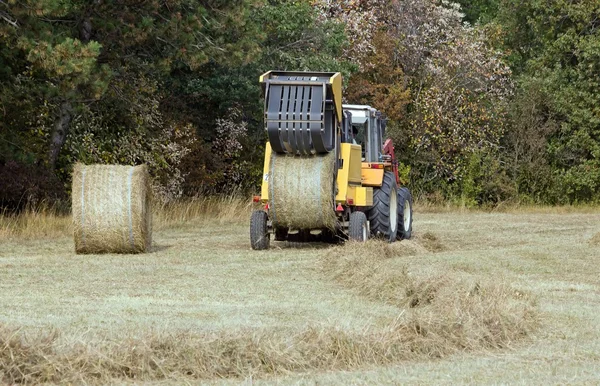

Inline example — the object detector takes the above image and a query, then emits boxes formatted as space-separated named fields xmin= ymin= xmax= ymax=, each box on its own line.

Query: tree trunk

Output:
xmin=48 ymin=101 xmax=73 ymax=169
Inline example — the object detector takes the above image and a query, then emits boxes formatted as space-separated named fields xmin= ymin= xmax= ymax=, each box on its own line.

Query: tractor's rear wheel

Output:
xmin=397 ymin=187 xmax=413 ymax=240
xmin=368 ymin=171 xmax=398 ymax=242
xmin=250 ymin=210 xmax=270 ymax=250
xmin=349 ymin=211 xmax=368 ymax=242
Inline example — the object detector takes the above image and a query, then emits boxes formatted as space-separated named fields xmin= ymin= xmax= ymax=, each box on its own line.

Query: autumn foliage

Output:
xmin=1 ymin=0 xmax=599 ymax=207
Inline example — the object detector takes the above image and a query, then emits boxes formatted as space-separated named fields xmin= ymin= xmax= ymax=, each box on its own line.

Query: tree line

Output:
xmin=1 ymin=0 xmax=599 ymax=208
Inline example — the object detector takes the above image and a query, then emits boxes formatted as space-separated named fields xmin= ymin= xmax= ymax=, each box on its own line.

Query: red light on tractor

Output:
xmin=336 ymin=204 xmax=344 ymax=212
xmin=265 ymin=203 xmax=270 ymax=210
xmin=347 ymin=198 xmax=354 ymax=205
xmin=253 ymin=195 xmax=261 ymax=203
xmin=370 ymin=164 xmax=384 ymax=169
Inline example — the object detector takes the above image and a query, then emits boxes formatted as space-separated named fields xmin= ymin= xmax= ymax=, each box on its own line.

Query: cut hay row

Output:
xmin=321 ymin=240 xmax=538 ymax=352
xmin=0 ymin=309 xmax=535 ymax=385
xmin=72 ymin=164 xmax=152 ymax=254
xmin=269 ymin=151 xmax=337 ymax=230
xmin=0 ymin=239 xmax=538 ymax=384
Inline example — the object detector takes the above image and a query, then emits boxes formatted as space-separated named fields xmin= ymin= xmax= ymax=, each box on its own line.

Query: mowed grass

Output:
xmin=0 ymin=202 xmax=599 ymax=384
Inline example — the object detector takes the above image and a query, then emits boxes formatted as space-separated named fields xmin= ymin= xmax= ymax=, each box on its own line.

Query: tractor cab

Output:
xmin=342 ymin=104 xmax=387 ymax=162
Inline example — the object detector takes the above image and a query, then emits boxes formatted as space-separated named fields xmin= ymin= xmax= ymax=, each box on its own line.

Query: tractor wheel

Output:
xmin=349 ymin=211 xmax=368 ymax=242
xmin=368 ymin=171 xmax=398 ymax=242
xmin=397 ymin=187 xmax=413 ymax=240
xmin=250 ymin=210 xmax=270 ymax=250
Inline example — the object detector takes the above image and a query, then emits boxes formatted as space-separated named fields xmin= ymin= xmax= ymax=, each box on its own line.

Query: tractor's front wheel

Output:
xmin=250 ymin=210 xmax=270 ymax=250
xmin=368 ymin=171 xmax=398 ymax=242
xmin=349 ymin=211 xmax=368 ymax=242
xmin=397 ymin=187 xmax=413 ymax=240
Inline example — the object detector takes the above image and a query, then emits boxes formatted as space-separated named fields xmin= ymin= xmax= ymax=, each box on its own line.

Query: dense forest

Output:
xmin=1 ymin=0 xmax=599 ymax=208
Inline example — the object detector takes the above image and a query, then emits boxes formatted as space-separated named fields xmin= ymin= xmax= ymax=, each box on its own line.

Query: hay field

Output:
xmin=1 ymin=203 xmax=599 ymax=384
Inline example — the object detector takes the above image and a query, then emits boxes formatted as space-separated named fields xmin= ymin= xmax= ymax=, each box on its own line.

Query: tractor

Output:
xmin=250 ymin=71 xmax=413 ymax=250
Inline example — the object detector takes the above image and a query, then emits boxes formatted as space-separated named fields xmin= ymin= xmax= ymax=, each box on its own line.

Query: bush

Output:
xmin=0 ymin=161 xmax=66 ymax=212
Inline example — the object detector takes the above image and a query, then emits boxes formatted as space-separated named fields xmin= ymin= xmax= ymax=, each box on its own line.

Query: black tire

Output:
xmin=348 ymin=211 xmax=368 ymax=242
xmin=368 ymin=171 xmax=398 ymax=242
xmin=250 ymin=210 xmax=270 ymax=250
xmin=397 ymin=187 xmax=413 ymax=240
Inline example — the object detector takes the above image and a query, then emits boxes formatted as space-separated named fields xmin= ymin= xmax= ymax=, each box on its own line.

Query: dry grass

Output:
xmin=323 ymin=241 xmax=537 ymax=351
xmin=153 ymin=195 xmax=252 ymax=229
xmin=589 ymin=232 xmax=600 ymax=245
xmin=0 ymin=195 xmax=252 ymax=241
xmin=415 ymin=197 xmax=600 ymax=214
xmin=0 ymin=238 xmax=536 ymax=385
xmin=1 ymin=204 xmax=599 ymax=384
xmin=0 ymin=204 xmax=71 ymax=240
xmin=0 ymin=317 xmax=530 ymax=384
xmin=415 ymin=231 xmax=446 ymax=252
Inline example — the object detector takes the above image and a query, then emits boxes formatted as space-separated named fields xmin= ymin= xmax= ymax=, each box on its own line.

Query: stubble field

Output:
xmin=0 ymin=202 xmax=599 ymax=384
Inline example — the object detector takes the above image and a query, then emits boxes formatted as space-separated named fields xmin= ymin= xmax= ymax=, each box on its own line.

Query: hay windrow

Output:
xmin=322 ymin=240 xmax=538 ymax=352
xmin=269 ymin=151 xmax=337 ymax=230
xmin=0 ymin=302 xmax=535 ymax=386
xmin=417 ymin=231 xmax=446 ymax=252
xmin=72 ymin=163 xmax=152 ymax=254
xmin=0 ymin=239 xmax=538 ymax=384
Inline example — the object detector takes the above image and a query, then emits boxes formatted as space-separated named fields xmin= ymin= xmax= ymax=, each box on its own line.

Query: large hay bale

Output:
xmin=269 ymin=151 xmax=337 ymax=230
xmin=72 ymin=164 xmax=152 ymax=254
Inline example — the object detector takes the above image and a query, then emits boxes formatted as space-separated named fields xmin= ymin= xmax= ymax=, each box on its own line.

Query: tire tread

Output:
xmin=368 ymin=172 xmax=398 ymax=242
xmin=250 ymin=210 xmax=270 ymax=250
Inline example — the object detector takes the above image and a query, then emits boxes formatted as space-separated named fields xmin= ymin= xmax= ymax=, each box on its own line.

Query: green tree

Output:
xmin=0 ymin=0 xmax=262 ymax=204
xmin=176 ymin=0 xmax=355 ymax=194
xmin=454 ymin=0 xmax=499 ymax=24
xmin=498 ymin=0 xmax=600 ymax=203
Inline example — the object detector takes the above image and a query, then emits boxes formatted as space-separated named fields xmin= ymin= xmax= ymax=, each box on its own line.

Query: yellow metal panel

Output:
xmin=335 ymin=143 xmax=351 ymax=203
xmin=336 ymin=143 xmax=364 ymax=203
xmin=361 ymin=168 xmax=384 ymax=186
xmin=330 ymin=72 xmax=343 ymax=123
xmin=260 ymin=143 xmax=272 ymax=201
xmin=346 ymin=186 xmax=373 ymax=206
xmin=349 ymin=145 xmax=362 ymax=183
xmin=355 ymin=187 xmax=373 ymax=206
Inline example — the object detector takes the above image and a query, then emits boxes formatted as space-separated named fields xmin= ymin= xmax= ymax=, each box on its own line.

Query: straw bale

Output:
xmin=268 ymin=151 xmax=338 ymax=230
xmin=72 ymin=163 xmax=152 ymax=254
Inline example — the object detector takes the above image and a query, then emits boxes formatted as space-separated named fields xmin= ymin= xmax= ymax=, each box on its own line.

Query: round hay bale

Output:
xmin=268 ymin=151 xmax=337 ymax=230
xmin=72 ymin=163 xmax=152 ymax=254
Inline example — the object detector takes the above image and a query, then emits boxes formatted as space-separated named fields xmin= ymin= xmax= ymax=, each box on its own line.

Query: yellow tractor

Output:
xmin=250 ymin=71 xmax=413 ymax=249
